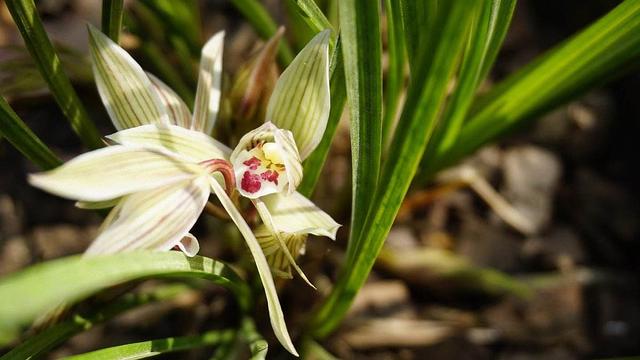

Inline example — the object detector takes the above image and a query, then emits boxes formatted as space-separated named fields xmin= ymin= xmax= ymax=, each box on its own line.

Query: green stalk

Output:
xmin=340 ymin=0 xmax=383 ymax=248
xmin=308 ymin=1 xmax=480 ymax=338
xmin=229 ymin=0 xmax=295 ymax=65
xmin=5 ymin=0 xmax=102 ymax=149
xmin=0 ymin=95 xmax=61 ymax=170
xmin=101 ymin=0 xmax=124 ymax=43
xmin=381 ymin=0 xmax=406 ymax=149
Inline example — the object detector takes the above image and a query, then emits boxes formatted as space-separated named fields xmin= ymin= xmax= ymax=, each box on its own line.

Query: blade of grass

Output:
xmin=428 ymin=0 xmax=640 ymax=177
xmin=381 ymin=0 xmax=406 ymax=149
xmin=339 ymin=0 xmax=383 ymax=248
xmin=240 ymin=317 xmax=268 ymax=360
xmin=285 ymin=0 xmax=335 ymax=50
xmin=5 ymin=0 xmax=102 ymax=149
xmin=308 ymin=1 xmax=480 ymax=338
xmin=1 ymin=284 xmax=191 ymax=360
xmin=63 ymin=329 xmax=236 ymax=360
xmin=229 ymin=0 xmax=295 ymax=65
xmin=0 ymin=252 xmax=251 ymax=337
xmin=101 ymin=0 xmax=124 ymax=43
xmin=400 ymin=0 xmax=438 ymax=72
xmin=0 ymin=95 xmax=61 ymax=170
xmin=419 ymin=0 xmax=516 ymax=179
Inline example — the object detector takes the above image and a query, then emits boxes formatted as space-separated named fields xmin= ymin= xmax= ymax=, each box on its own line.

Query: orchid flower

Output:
xmin=28 ymin=25 xmax=339 ymax=356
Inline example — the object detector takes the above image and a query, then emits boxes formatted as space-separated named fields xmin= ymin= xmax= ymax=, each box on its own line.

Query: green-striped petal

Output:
xmin=88 ymin=25 xmax=169 ymax=130
xmin=107 ymin=124 xmax=231 ymax=162
xmin=29 ymin=145 xmax=203 ymax=202
xmin=261 ymin=191 xmax=340 ymax=239
xmin=85 ymin=176 xmax=209 ymax=255
xmin=192 ymin=31 xmax=224 ymax=135
xmin=208 ymin=177 xmax=297 ymax=356
xmin=266 ymin=30 xmax=331 ymax=160
xmin=255 ymin=226 xmax=307 ymax=279
xmin=147 ymin=72 xmax=192 ymax=128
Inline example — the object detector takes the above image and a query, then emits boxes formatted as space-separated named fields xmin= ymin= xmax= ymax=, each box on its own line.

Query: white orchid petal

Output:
xmin=88 ymin=25 xmax=169 ymax=130
xmin=147 ymin=72 xmax=192 ymax=128
xmin=262 ymin=191 xmax=340 ymax=239
xmin=107 ymin=124 xmax=231 ymax=162
xmin=254 ymin=199 xmax=315 ymax=289
xmin=29 ymin=145 xmax=203 ymax=202
xmin=192 ymin=31 xmax=224 ymax=135
xmin=209 ymin=178 xmax=297 ymax=356
xmin=85 ymin=176 xmax=209 ymax=255
xmin=273 ymin=126 xmax=303 ymax=195
xmin=266 ymin=30 xmax=330 ymax=159
xmin=176 ymin=233 xmax=200 ymax=257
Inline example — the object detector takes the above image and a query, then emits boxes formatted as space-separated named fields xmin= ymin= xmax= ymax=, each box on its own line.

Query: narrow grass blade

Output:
xmin=399 ymin=0 xmax=438 ymax=72
xmin=2 ymin=284 xmax=191 ymax=360
xmin=381 ymin=0 xmax=406 ymax=149
xmin=339 ymin=0 xmax=383 ymax=245
xmin=430 ymin=0 xmax=640 ymax=176
xmin=229 ymin=0 xmax=295 ymax=65
xmin=63 ymin=330 xmax=235 ymax=360
xmin=5 ymin=0 xmax=102 ymax=149
xmin=285 ymin=0 xmax=335 ymax=50
xmin=308 ymin=2 xmax=479 ymax=338
xmin=101 ymin=0 xmax=124 ymax=43
xmin=419 ymin=0 xmax=516 ymax=179
xmin=241 ymin=317 xmax=269 ymax=360
xmin=0 ymin=252 xmax=251 ymax=336
xmin=0 ymin=96 xmax=61 ymax=170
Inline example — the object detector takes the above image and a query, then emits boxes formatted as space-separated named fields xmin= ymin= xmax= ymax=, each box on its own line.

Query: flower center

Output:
xmin=238 ymin=142 xmax=286 ymax=195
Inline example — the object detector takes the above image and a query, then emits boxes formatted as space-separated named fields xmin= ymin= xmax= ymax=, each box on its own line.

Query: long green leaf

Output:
xmin=429 ymin=0 xmax=640 ymax=177
xmin=2 ymin=284 xmax=191 ymax=360
xmin=0 ymin=95 xmax=61 ymax=170
xmin=381 ymin=0 xmax=406 ymax=149
xmin=5 ymin=0 xmax=102 ymax=149
xmin=308 ymin=1 xmax=480 ymax=338
xmin=400 ymin=0 xmax=438 ymax=72
xmin=229 ymin=0 xmax=295 ymax=65
xmin=419 ymin=0 xmax=516 ymax=179
xmin=101 ymin=0 xmax=124 ymax=43
xmin=0 ymin=252 xmax=250 ymax=337
xmin=340 ymin=0 xmax=383 ymax=247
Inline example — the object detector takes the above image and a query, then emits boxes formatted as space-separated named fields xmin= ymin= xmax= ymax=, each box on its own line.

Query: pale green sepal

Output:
xmin=29 ymin=145 xmax=204 ymax=202
xmin=192 ymin=31 xmax=224 ymax=135
xmin=85 ymin=176 xmax=210 ymax=255
xmin=262 ymin=191 xmax=340 ymax=239
xmin=107 ymin=124 xmax=231 ymax=162
xmin=147 ymin=72 xmax=192 ymax=128
xmin=266 ymin=30 xmax=331 ymax=160
xmin=75 ymin=198 xmax=120 ymax=209
xmin=87 ymin=25 xmax=169 ymax=130
xmin=209 ymin=177 xmax=298 ymax=356
xmin=253 ymin=199 xmax=316 ymax=289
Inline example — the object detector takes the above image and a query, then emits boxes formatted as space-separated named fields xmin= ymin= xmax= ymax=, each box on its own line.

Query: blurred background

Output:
xmin=0 ymin=0 xmax=639 ymax=359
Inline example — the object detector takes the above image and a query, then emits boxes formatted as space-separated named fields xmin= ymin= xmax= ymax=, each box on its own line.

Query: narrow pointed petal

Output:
xmin=176 ymin=233 xmax=200 ymax=257
xmin=192 ymin=31 xmax=224 ymax=135
xmin=147 ymin=72 xmax=192 ymax=128
xmin=88 ymin=25 xmax=169 ymax=129
xmin=254 ymin=199 xmax=315 ymax=288
xmin=266 ymin=30 xmax=331 ymax=159
xmin=107 ymin=124 xmax=231 ymax=162
xmin=85 ymin=176 xmax=209 ymax=255
xmin=209 ymin=178 xmax=297 ymax=356
xmin=262 ymin=191 xmax=340 ymax=239
xmin=29 ymin=146 xmax=203 ymax=201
